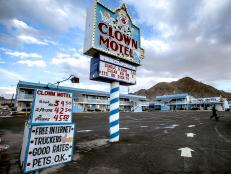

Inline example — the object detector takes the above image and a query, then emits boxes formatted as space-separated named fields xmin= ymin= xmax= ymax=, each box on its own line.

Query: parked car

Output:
xmin=0 ymin=108 xmax=12 ymax=117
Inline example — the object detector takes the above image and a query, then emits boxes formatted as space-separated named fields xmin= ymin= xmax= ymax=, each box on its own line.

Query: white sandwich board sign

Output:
xmin=20 ymin=89 xmax=76 ymax=173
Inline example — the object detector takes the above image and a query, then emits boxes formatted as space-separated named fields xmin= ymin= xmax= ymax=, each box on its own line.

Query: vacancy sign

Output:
xmin=23 ymin=124 xmax=75 ymax=173
xmin=31 ymin=89 xmax=73 ymax=124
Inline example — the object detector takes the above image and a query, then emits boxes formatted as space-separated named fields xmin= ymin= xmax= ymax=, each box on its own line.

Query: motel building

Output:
xmin=15 ymin=81 xmax=149 ymax=113
xmin=149 ymin=93 xmax=230 ymax=111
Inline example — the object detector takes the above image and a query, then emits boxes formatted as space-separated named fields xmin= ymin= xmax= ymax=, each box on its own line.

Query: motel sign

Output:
xmin=84 ymin=2 xmax=144 ymax=65
xmin=84 ymin=1 xmax=144 ymax=142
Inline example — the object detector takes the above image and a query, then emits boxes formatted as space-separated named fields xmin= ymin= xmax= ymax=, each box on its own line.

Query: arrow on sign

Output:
xmin=186 ymin=133 xmax=196 ymax=138
xmin=178 ymin=147 xmax=194 ymax=157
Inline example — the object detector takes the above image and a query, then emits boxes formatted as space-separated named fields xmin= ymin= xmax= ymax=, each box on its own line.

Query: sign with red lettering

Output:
xmin=30 ymin=89 xmax=73 ymax=124
xmin=90 ymin=55 xmax=136 ymax=85
xmin=21 ymin=124 xmax=75 ymax=173
xmin=84 ymin=1 xmax=144 ymax=66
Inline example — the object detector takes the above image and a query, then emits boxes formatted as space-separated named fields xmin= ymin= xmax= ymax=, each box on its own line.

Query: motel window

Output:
xmin=27 ymin=90 xmax=34 ymax=94
xmin=26 ymin=102 xmax=31 ymax=107
xmin=87 ymin=95 xmax=96 ymax=99
xmin=120 ymin=98 xmax=129 ymax=101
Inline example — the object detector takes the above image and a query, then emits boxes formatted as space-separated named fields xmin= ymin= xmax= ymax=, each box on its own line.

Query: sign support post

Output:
xmin=109 ymin=82 xmax=120 ymax=142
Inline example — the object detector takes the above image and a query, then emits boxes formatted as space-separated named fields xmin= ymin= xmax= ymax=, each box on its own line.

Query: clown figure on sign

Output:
xmin=117 ymin=10 xmax=133 ymax=37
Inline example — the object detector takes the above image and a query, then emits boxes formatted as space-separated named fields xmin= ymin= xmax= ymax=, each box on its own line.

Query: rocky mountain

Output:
xmin=135 ymin=77 xmax=231 ymax=100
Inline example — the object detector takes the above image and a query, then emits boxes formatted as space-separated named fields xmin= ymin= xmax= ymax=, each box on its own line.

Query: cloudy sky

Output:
xmin=0 ymin=0 xmax=231 ymax=98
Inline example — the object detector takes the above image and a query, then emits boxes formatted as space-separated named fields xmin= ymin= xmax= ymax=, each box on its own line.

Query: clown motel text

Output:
xmin=31 ymin=89 xmax=73 ymax=124
xmin=98 ymin=22 xmax=138 ymax=58
xmin=23 ymin=124 xmax=75 ymax=173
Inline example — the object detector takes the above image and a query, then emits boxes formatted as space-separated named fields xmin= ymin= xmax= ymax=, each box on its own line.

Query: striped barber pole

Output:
xmin=109 ymin=82 xmax=120 ymax=142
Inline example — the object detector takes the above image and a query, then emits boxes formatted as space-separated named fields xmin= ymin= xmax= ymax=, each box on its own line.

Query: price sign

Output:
xmin=31 ymin=89 xmax=73 ymax=124
xmin=23 ymin=124 xmax=75 ymax=173
xmin=90 ymin=55 xmax=136 ymax=85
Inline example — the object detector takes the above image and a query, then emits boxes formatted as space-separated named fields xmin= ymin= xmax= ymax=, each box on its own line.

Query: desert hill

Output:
xmin=135 ymin=77 xmax=231 ymax=100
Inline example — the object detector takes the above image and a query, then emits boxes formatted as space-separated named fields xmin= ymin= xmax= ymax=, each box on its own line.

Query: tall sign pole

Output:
xmin=84 ymin=1 xmax=144 ymax=143
xmin=109 ymin=81 xmax=120 ymax=142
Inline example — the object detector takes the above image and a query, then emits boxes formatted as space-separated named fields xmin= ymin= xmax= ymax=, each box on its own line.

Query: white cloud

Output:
xmin=121 ymin=0 xmax=231 ymax=87
xmin=43 ymin=70 xmax=63 ymax=76
xmin=44 ymin=39 xmax=58 ymax=45
xmin=0 ymin=18 xmax=57 ymax=46
xmin=0 ymin=68 xmax=24 ymax=80
xmin=5 ymin=50 xmax=42 ymax=59
xmin=61 ymin=81 xmax=110 ymax=92
xmin=11 ymin=19 xmax=33 ymax=31
xmin=1 ymin=48 xmax=46 ymax=68
xmin=199 ymin=0 xmax=227 ymax=18
xmin=17 ymin=60 xmax=46 ymax=67
xmin=210 ymin=80 xmax=231 ymax=92
xmin=123 ymin=0 xmax=174 ymax=39
xmin=17 ymin=35 xmax=48 ymax=45
xmin=0 ymin=58 xmax=6 ymax=64
xmin=0 ymin=86 xmax=16 ymax=99
xmin=0 ymin=47 xmax=7 ymax=52
xmin=141 ymin=37 xmax=170 ymax=53
xmin=78 ymin=49 xmax=83 ymax=54
xmin=129 ymin=72 xmax=178 ymax=92
xmin=0 ymin=0 xmax=87 ymax=32
xmin=51 ymin=52 xmax=89 ymax=70
xmin=69 ymin=48 xmax=77 ymax=52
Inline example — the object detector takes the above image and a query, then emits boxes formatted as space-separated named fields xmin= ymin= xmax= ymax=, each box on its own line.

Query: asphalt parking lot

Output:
xmin=1 ymin=111 xmax=231 ymax=174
